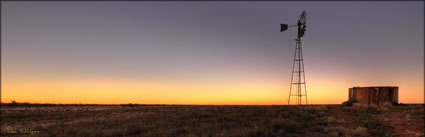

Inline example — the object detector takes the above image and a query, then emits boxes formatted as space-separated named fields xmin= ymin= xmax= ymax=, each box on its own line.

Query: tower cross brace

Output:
xmin=288 ymin=38 xmax=307 ymax=105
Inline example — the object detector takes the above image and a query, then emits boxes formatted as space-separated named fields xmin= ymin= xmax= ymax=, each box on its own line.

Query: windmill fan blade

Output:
xmin=280 ymin=24 xmax=288 ymax=32
xmin=299 ymin=11 xmax=307 ymax=23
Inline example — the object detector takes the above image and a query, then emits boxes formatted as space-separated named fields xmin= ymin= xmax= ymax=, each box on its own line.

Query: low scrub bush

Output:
xmin=342 ymin=99 xmax=357 ymax=106
xmin=352 ymin=126 xmax=367 ymax=136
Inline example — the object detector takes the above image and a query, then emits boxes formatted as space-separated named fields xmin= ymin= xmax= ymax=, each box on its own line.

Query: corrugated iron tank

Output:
xmin=349 ymin=86 xmax=398 ymax=106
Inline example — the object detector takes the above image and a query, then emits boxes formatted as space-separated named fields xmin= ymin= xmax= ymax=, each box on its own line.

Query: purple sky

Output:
xmin=2 ymin=2 xmax=424 ymax=104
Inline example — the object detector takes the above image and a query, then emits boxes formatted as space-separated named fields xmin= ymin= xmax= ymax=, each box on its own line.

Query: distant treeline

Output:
xmin=0 ymin=101 xmax=203 ymax=107
xmin=1 ymin=101 xmax=114 ymax=106
xmin=1 ymin=101 xmax=422 ymax=107
xmin=1 ymin=103 xmax=184 ymax=107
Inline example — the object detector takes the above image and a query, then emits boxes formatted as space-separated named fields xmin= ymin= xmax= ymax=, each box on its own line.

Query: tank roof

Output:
xmin=351 ymin=86 xmax=398 ymax=88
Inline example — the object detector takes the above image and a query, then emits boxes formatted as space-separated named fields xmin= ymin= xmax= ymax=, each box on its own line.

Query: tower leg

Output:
xmin=288 ymin=38 xmax=307 ymax=105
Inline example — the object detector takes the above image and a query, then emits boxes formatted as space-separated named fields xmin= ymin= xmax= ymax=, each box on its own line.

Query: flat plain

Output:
xmin=1 ymin=104 xmax=423 ymax=137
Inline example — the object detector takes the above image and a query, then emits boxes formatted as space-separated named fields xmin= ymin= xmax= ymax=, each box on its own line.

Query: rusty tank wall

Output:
xmin=391 ymin=87 xmax=399 ymax=103
xmin=348 ymin=86 xmax=398 ymax=106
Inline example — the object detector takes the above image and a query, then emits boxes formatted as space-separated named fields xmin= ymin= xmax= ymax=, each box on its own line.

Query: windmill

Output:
xmin=280 ymin=11 xmax=308 ymax=105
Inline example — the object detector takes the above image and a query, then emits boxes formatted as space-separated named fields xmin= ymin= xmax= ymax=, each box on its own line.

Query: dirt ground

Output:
xmin=370 ymin=104 xmax=424 ymax=137
xmin=1 ymin=104 xmax=423 ymax=137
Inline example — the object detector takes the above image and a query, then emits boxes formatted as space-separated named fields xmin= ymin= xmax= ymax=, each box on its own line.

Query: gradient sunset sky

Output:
xmin=2 ymin=2 xmax=423 ymax=105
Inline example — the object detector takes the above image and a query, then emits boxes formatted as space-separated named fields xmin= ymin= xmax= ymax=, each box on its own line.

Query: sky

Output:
xmin=1 ymin=2 xmax=423 ymax=105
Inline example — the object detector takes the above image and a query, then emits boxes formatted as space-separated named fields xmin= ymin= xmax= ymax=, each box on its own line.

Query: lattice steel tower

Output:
xmin=280 ymin=11 xmax=308 ymax=105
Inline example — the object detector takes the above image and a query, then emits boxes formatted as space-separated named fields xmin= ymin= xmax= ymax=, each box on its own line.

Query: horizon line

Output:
xmin=2 ymin=102 xmax=424 ymax=106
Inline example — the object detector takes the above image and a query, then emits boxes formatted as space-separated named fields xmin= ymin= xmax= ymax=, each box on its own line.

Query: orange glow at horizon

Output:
xmin=2 ymin=78 xmax=286 ymax=105
xmin=2 ymin=76 xmax=423 ymax=105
